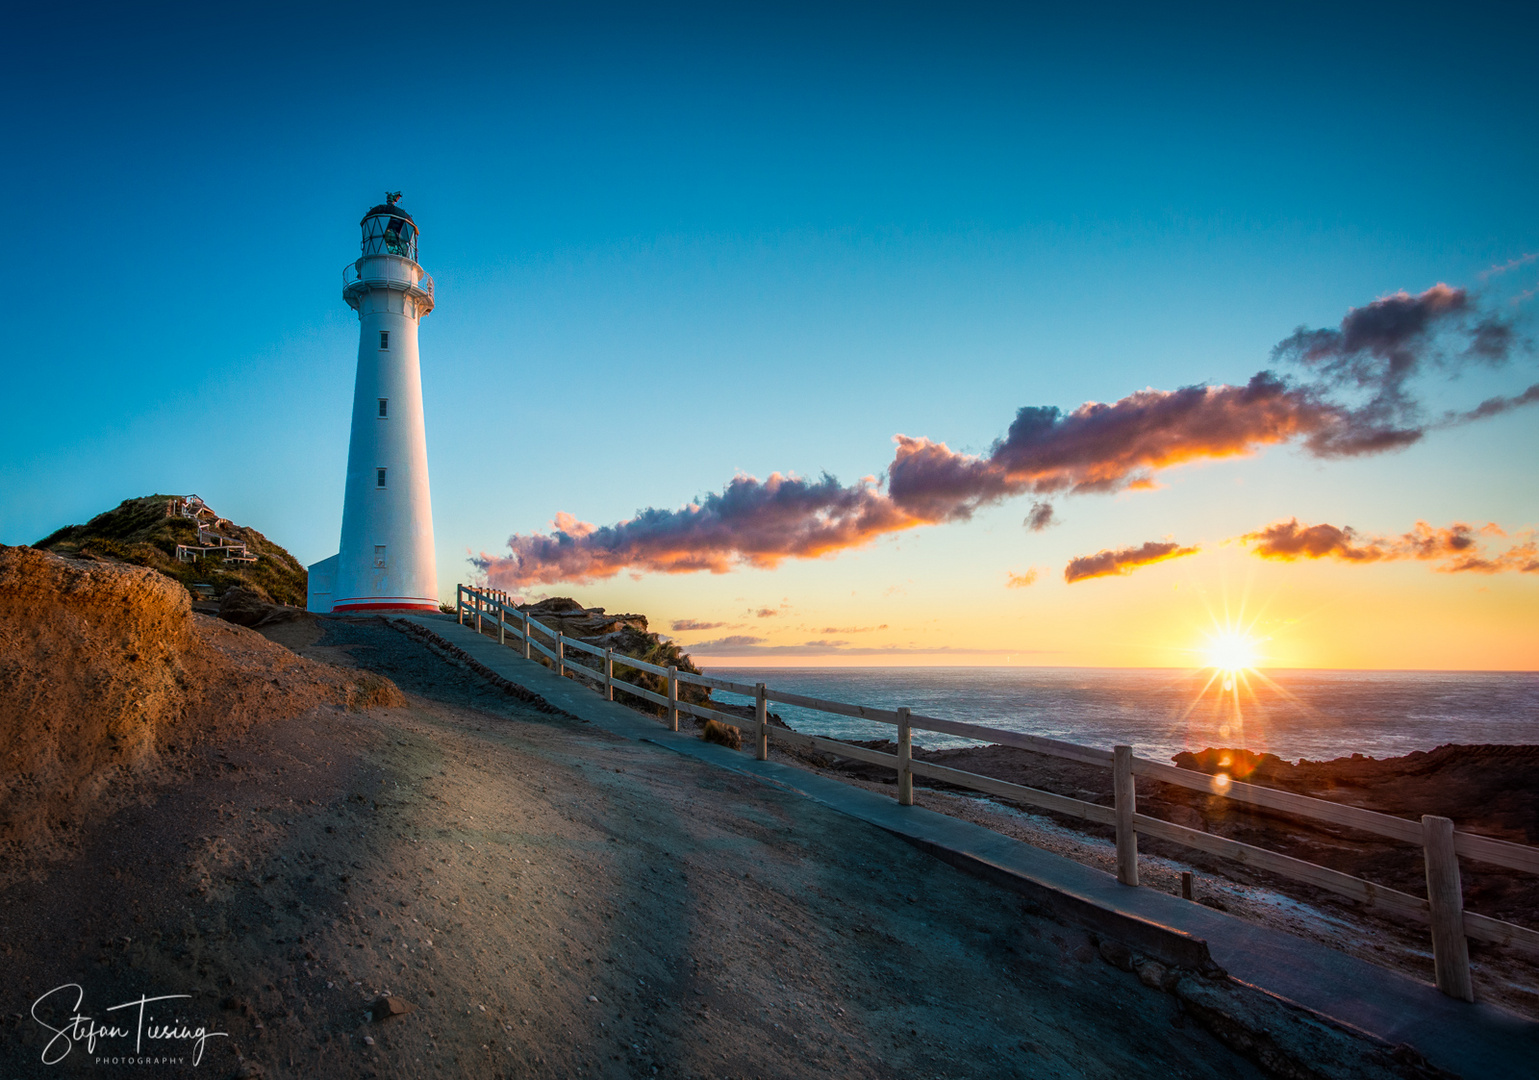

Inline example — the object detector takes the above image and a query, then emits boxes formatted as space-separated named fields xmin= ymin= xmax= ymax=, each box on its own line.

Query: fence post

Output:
xmin=475 ymin=591 xmax=482 ymax=634
xmin=521 ymin=611 xmax=531 ymax=660
xmin=605 ymin=648 xmax=614 ymax=701
xmin=1114 ymin=744 xmax=1139 ymax=887
xmin=666 ymin=666 xmax=678 ymax=732
xmin=497 ymin=599 xmax=505 ymax=645
xmin=457 ymin=584 xmax=464 ymax=625
xmin=1423 ymin=814 xmax=1474 ymax=1001
xmin=897 ymin=706 xmax=914 ymax=806
xmin=755 ymin=683 xmax=768 ymax=760
xmin=557 ymin=633 xmax=566 ymax=678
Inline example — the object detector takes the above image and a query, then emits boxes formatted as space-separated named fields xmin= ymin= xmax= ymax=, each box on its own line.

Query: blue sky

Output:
xmin=3 ymin=2 xmax=1536 ymax=667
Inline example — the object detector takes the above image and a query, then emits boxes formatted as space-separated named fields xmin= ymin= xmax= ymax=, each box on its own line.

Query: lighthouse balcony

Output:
xmin=342 ymin=260 xmax=435 ymax=312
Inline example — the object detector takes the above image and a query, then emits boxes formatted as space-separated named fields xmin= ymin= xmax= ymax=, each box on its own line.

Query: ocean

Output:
xmin=699 ymin=666 xmax=1539 ymax=765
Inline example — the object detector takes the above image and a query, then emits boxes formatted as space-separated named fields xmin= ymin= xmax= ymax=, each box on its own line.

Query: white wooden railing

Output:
xmin=455 ymin=584 xmax=1537 ymax=1002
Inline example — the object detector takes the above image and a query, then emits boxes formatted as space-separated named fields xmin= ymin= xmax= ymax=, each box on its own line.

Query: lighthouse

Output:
xmin=307 ymin=194 xmax=439 ymax=613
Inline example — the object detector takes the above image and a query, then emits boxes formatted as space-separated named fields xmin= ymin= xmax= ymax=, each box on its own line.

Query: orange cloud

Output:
xmin=475 ymin=472 xmax=922 ymax=587
xmin=1064 ymin=541 xmax=1200 ymax=584
xmin=472 ymin=285 xmax=1531 ymax=588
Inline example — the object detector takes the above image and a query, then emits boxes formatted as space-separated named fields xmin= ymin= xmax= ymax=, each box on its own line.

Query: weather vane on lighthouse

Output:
xmin=307 ymin=193 xmax=440 ymax=613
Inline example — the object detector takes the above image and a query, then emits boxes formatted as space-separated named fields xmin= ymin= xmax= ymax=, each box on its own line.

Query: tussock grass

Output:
xmin=33 ymin=495 xmax=308 ymax=606
xmin=701 ymin=719 xmax=742 ymax=750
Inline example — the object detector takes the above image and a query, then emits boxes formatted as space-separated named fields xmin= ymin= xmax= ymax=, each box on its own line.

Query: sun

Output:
xmin=1204 ymin=630 xmax=1259 ymax=673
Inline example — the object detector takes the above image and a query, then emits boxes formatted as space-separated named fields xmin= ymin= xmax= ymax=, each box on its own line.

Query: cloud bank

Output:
xmin=1240 ymin=518 xmax=1538 ymax=574
xmin=475 ymin=285 xmax=1532 ymax=588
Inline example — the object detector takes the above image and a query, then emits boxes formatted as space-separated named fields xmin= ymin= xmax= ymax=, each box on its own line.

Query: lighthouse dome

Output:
xmin=360 ymin=195 xmax=418 ymax=261
xmin=362 ymin=202 xmax=415 ymax=223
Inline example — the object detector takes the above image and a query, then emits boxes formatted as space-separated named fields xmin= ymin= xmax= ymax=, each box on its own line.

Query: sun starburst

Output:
xmin=1204 ymin=630 xmax=1259 ymax=673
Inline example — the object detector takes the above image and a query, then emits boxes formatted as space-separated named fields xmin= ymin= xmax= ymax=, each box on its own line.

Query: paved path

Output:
xmin=405 ymin=613 xmax=1539 ymax=1078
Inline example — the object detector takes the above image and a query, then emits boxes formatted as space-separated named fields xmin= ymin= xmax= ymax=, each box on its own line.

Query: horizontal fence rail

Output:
xmin=455 ymin=585 xmax=1536 ymax=1002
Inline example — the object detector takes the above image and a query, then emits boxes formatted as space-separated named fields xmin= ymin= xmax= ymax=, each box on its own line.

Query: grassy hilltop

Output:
xmin=33 ymin=495 xmax=308 ymax=606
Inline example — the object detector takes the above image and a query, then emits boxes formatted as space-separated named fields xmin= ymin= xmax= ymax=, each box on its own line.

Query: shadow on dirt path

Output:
xmin=3 ymin=617 xmax=1269 ymax=1079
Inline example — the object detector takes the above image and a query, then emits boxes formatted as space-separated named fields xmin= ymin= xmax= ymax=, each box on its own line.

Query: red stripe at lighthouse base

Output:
xmin=330 ymin=598 xmax=441 ymax=613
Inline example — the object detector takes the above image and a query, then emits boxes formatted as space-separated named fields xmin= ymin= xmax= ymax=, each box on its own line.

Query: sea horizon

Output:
xmin=697 ymin=665 xmax=1539 ymax=765
xmin=697 ymin=663 xmax=1539 ymax=675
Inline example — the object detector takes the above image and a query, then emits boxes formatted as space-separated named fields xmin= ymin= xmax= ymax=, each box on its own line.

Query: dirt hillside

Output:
xmin=0 ymin=545 xmax=401 ymax=869
xmin=0 ymin=615 xmax=1441 ymax=1080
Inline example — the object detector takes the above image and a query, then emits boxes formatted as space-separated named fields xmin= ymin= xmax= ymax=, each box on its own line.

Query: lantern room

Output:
xmin=360 ymin=192 xmax=419 ymax=262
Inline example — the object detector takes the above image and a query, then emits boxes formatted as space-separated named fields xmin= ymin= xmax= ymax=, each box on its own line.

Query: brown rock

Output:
xmin=371 ymin=995 xmax=414 ymax=1021
xmin=1135 ymin=959 xmax=1168 ymax=989
xmin=219 ymin=586 xmax=275 ymax=626
xmin=520 ymin=597 xmax=649 ymax=639
xmin=1098 ymin=939 xmax=1134 ymax=971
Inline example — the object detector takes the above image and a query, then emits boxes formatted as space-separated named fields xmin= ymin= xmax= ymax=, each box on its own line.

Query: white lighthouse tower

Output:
xmin=307 ymin=193 xmax=439 ymax=613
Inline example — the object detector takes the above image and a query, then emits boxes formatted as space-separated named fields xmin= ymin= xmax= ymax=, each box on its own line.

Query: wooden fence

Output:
xmin=456 ymin=585 xmax=1537 ymax=1002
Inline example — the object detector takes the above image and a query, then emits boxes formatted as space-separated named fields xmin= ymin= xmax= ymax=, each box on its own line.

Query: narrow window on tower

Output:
xmin=380 ymin=330 xmax=390 ymax=350
xmin=376 ymin=468 xmax=387 ymax=488
xmin=374 ymin=545 xmax=387 ymax=568
xmin=378 ymin=398 xmax=388 ymax=418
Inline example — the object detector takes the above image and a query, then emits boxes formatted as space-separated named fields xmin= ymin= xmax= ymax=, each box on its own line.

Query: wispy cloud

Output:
xmin=474 ymin=285 xmax=1532 ymax=587
xmin=670 ymin=618 xmax=731 ymax=632
xmin=1064 ymin=541 xmax=1200 ymax=584
xmin=1436 ymin=382 xmax=1539 ymax=425
xmin=686 ymin=634 xmax=768 ymax=649
xmin=685 ymin=641 xmax=1028 ymax=658
xmin=1481 ymin=253 xmax=1539 ymax=280
xmin=1006 ymin=568 xmax=1040 ymax=588
xmin=819 ymin=624 xmax=888 ymax=633
xmin=1239 ymin=518 xmax=1538 ymax=574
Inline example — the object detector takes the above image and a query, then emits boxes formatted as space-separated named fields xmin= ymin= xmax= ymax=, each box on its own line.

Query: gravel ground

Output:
xmin=2 ymin=616 xmax=1274 ymax=1079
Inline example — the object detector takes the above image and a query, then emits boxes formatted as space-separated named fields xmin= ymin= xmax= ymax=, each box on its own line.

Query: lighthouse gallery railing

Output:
xmin=342 ymin=260 xmax=434 ymax=300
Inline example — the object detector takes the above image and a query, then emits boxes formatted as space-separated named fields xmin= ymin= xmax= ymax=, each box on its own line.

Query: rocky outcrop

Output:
xmin=218 ymin=585 xmax=309 ymax=628
xmin=518 ymin=597 xmax=649 ymax=639
xmin=824 ymin=736 xmax=1539 ymax=927
xmin=515 ymin=597 xmax=710 ymax=714
xmin=1172 ymin=744 xmax=1539 ymax=845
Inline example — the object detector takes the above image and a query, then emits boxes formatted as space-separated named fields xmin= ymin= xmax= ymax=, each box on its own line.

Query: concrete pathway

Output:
xmin=403 ymin=614 xmax=1538 ymax=1078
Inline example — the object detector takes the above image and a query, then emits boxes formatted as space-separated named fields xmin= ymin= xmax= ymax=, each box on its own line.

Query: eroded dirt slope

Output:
xmin=0 ymin=617 xmax=1280 ymax=1080
xmin=0 ymin=545 xmax=400 ymax=868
